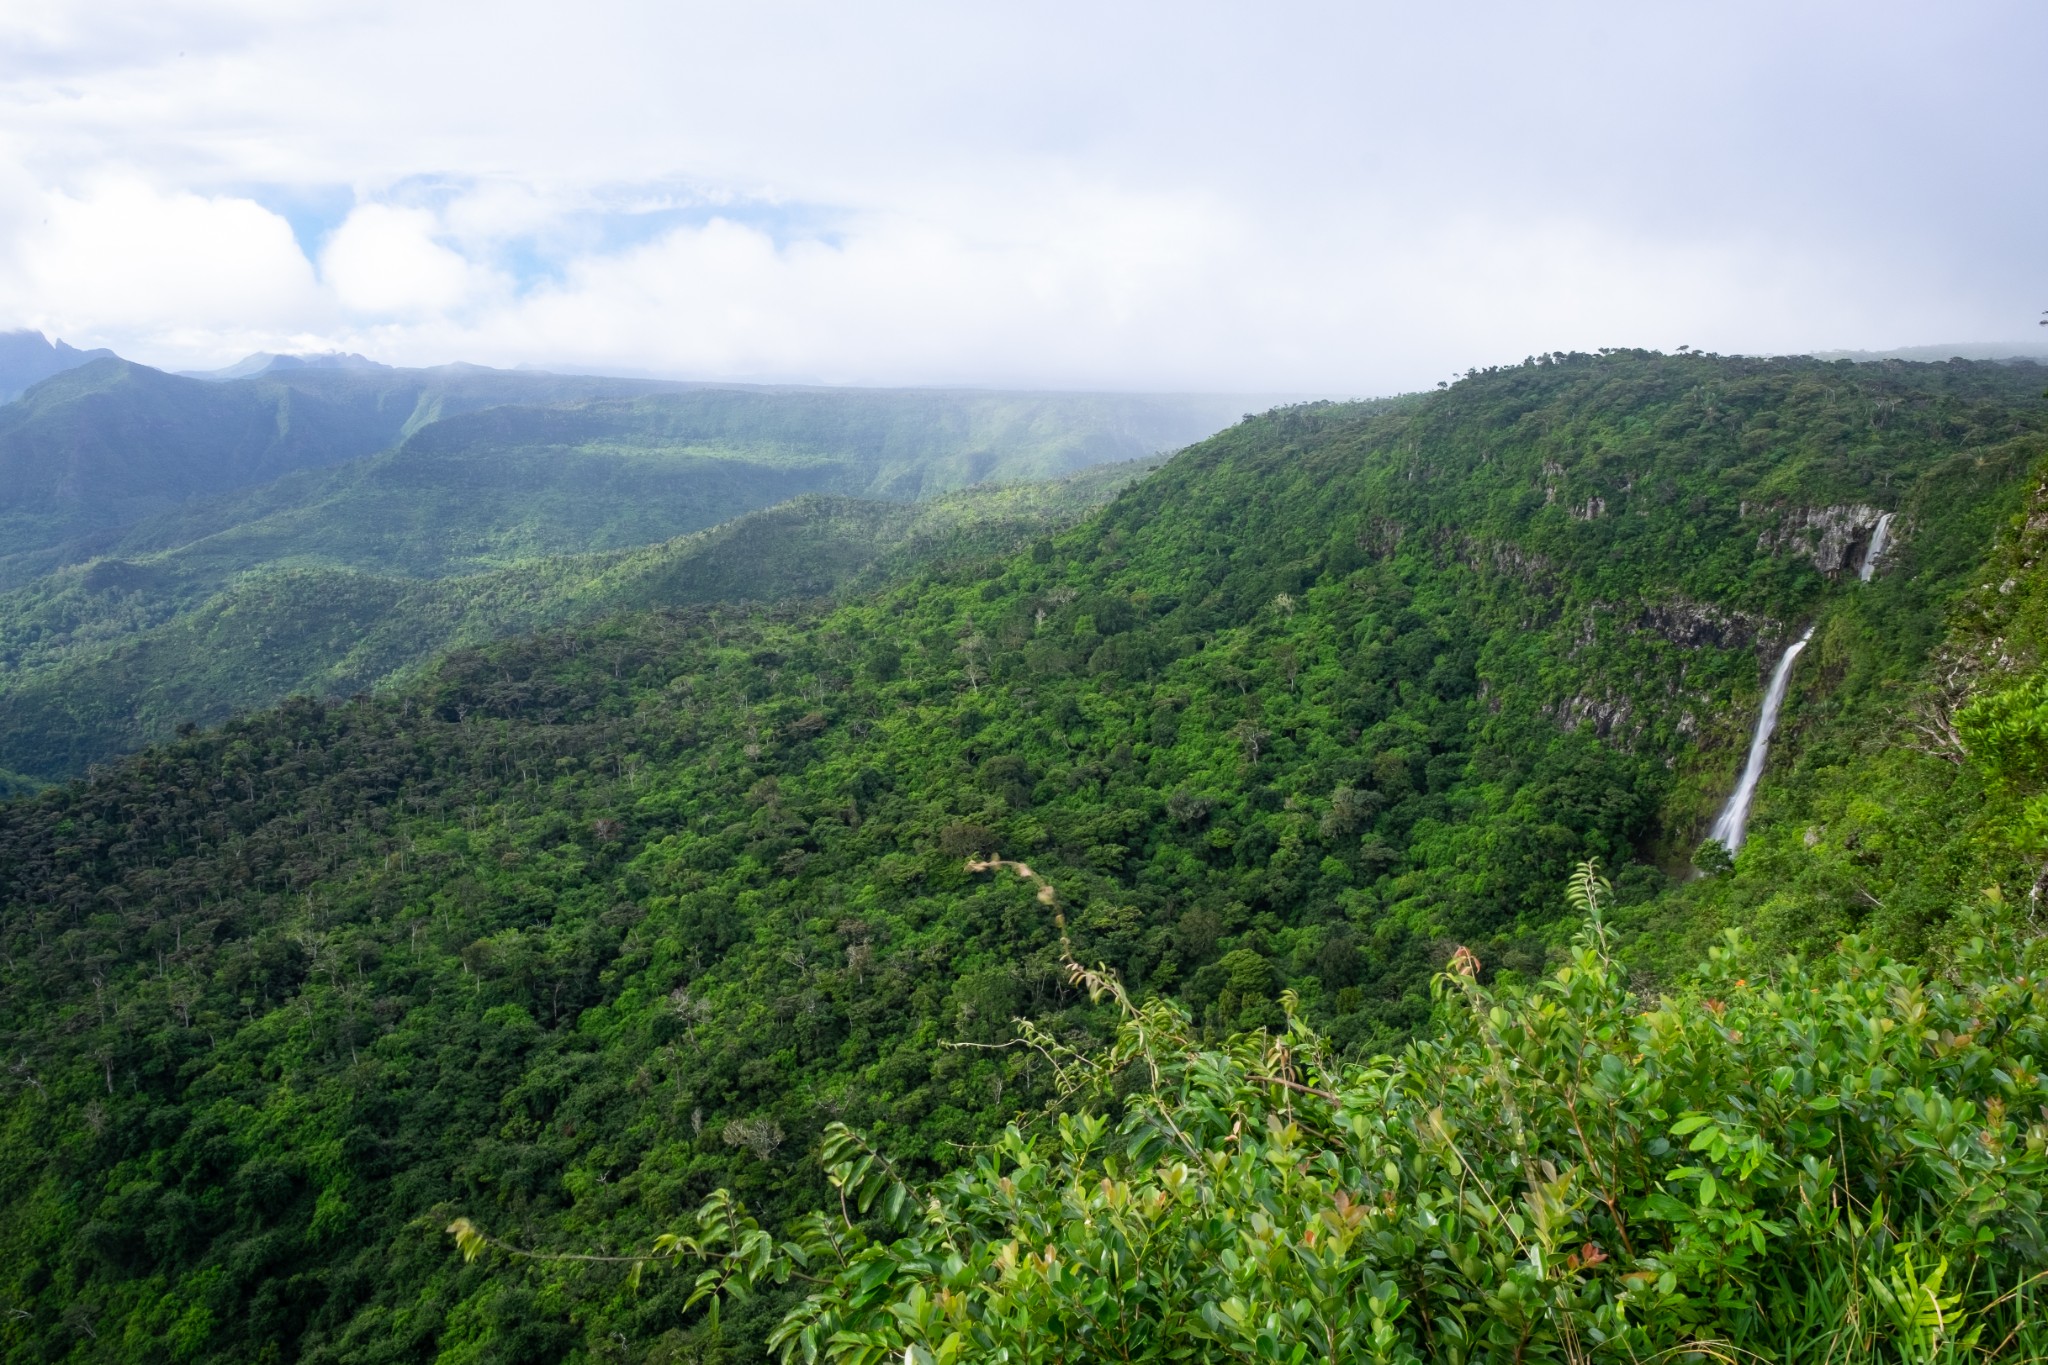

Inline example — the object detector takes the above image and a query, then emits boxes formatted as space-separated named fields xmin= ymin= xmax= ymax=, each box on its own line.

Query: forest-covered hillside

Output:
xmin=0 ymin=360 xmax=1243 ymax=577
xmin=0 ymin=465 xmax=1154 ymax=783
xmin=0 ymin=359 xmax=687 ymax=565
xmin=0 ymin=351 xmax=2044 ymax=1362
xmin=0 ymin=331 xmax=112 ymax=405
xmin=0 ymin=361 xmax=1246 ymax=779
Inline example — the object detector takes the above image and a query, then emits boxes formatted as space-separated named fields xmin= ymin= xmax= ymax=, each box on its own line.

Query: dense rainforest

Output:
xmin=0 ymin=467 xmax=1154 ymax=785
xmin=1 ymin=350 xmax=2046 ymax=1362
xmin=0 ymin=355 xmax=1246 ymax=780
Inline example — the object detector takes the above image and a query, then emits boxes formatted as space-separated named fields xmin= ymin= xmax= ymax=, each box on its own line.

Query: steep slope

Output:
xmin=1629 ymin=424 xmax=2048 ymax=964
xmin=0 ymin=352 xmax=2042 ymax=1363
xmin=0 ymin=359 xmax=400 ymax=556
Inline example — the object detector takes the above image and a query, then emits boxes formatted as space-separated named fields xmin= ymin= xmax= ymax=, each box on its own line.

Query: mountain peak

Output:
xmin=182 ymin=350 xmax=391 ymax=382
xmin=0 ymin=329 xmax=117 ymax=403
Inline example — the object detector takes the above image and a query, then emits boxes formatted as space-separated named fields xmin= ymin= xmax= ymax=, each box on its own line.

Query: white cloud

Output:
xmin=0 ymin=1 xmax=2042 ymax=387
xmin=328 ymin=199 xmax=1939 ymax=393
xmin=0 ymin=178 xmax=321 ymax=345
xmin=320 ymin=203 xmax=495 ymax=317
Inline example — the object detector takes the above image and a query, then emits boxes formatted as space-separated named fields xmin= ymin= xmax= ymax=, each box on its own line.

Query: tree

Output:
xmin=452 ymin=865 xmax=2048 ymax=1364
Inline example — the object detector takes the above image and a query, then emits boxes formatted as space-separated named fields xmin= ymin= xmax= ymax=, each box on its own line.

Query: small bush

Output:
xmin=463 ymin=870 xmax=2048 ymax=1363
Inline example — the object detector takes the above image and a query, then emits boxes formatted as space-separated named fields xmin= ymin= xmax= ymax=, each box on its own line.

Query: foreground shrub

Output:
xmin=454 ymin=866 xmax=2048 ymax=1362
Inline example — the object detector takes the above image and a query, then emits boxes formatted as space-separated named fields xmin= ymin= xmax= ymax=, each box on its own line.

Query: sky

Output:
xmin=0 ymin=0 xmax=2043 ymax=393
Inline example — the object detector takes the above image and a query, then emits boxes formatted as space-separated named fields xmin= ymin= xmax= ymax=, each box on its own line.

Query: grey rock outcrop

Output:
xmin=1754 ymin=503 xmax=1891 ymax=575
xmin=1635 ymin=599 xmax=1766 ymax=651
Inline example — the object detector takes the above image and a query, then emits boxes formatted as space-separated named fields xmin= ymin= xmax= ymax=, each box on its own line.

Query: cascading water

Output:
xmin=1859 ymin=511 xmax=1895 ymax=582
xmin=1706 ymin=623 xmax=1817 ymax=853
xmin=1702 ymin=512 xmax=1892 ymax=860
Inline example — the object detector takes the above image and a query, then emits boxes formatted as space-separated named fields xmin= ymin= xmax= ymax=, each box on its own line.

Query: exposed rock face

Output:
xmin=1553 ymin=691 xmax=1633 ymax=739
xmin=1457 ymin=535 xmax=1557 ymax=592
xmin=1576 ymin=598 xmax=1768 ymax=653
xmin=1557 ymin=597 xmax=1782 ymax=750
xmin=1754 ymin=503 xmax=1890 ymax=575
xmin=1357 ymin=516 xmax=1404 ymax=558
xmin=1634 ymin=599 xmax=1766 ymax=651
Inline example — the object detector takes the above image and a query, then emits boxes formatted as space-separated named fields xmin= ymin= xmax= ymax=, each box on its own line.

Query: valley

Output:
xmin=1 ymin=349 xmax=2044 ymax=1360
xmin=0 ymin=355 xmax=1252 ymax=782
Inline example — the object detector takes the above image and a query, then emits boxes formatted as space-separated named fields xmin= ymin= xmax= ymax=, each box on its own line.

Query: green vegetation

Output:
xmin=520 ymin=863 xmax=2047 ymax=1364
xmin=0 ymin=358 xmax=684 ymax=566
xmin=38 ymin=383 xmax=1246 ymax=583
xmin=0 ymin=351 xmax=2044 ymax=1361
xmin=1631 ymin=394 xmax=2048 ymax=971
xmin=0 ymin=465 xmax=1154 ymax=780
xmin=0 ymin=360 xmax=1244 ymax=578
xmin=0 ymin=330 xmax=111 ymax=405
xmin=0 ymin=359 xmax=1246 ymax=778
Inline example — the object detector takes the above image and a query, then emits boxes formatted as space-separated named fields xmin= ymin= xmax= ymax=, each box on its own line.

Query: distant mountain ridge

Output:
xmin=1814 ymin=340 xmax=2048 ymax=363
xmin=0 ymin=354 xmax=1260 ymax=777
xmin=179 ymin=351 xmax=393 ymax=381
xmin=0 ymin=356 xmax=1262 ymax=572
xmin=0 ymin=465 xmax=1155 ymax=780
xmin=0 ymin=329 xmax=114 ymax=402
xmin=0 ymin=357 xmax=700 ymax=566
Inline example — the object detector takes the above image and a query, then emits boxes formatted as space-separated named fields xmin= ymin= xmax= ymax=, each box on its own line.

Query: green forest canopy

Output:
xmin=0 ymin=350 xmax=2045 ymax=1361
xmin=0 ymin=360 xmax=1250 ymax=780
xmin=0 ymin=465 xmax=1155 ymax=782
xmin=480 ymin=862 xmax=2047 ymax=1364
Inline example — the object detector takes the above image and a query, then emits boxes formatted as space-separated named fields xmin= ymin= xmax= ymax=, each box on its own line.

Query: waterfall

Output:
xmin=1858 ymin=511 xmax=1895 ymax=582
xmin=1706 ymin=623 xmax=1816 ymax=854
